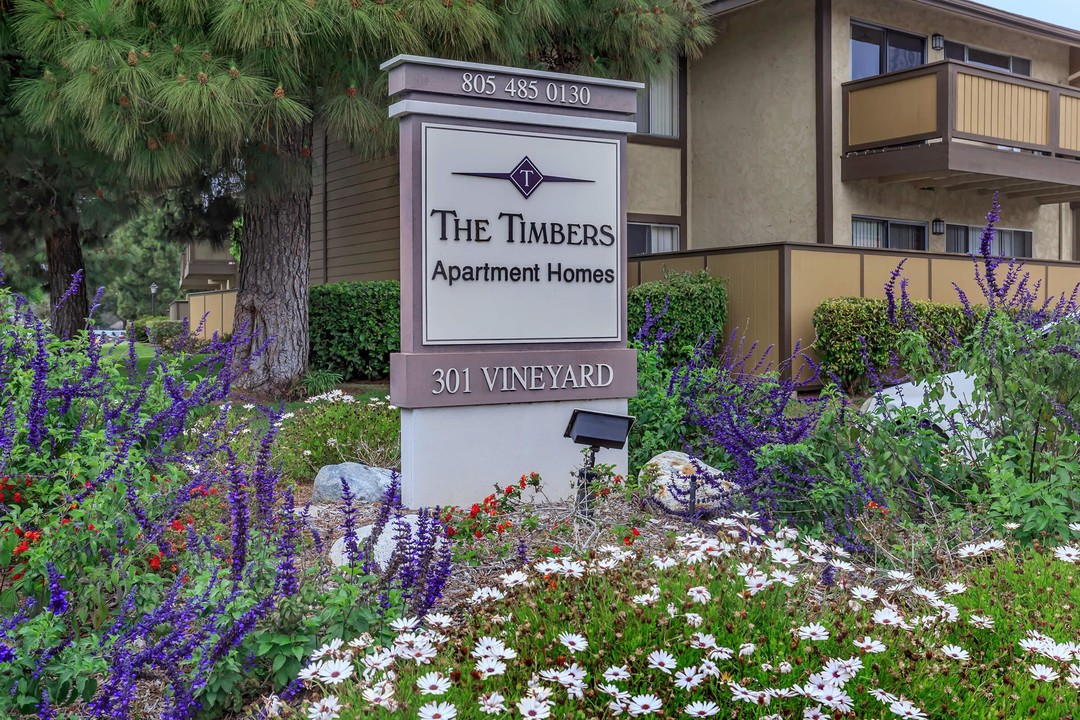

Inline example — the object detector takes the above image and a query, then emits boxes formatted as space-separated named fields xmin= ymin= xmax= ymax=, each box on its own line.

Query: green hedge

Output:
xmin=813 ymin=297 xmax=981 ymax=392
xmin=130 ymin=316 xmax=184 ymax=344
xmin=309 ymin=280 xmax=400 ymax=381
xmin=628 ymin=271 xmax=728 ymax=363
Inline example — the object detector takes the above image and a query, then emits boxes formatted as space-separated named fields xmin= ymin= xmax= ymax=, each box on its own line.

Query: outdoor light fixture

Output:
xmin=149 ymin=282 xmax=159 ymax=316
xmin=932 ymin=218 xmax=945 ymax=235
xmin=932 ymin=33 xmax=945 ymax=51
xmin=565 ymin=409 xmax=635 ymax=518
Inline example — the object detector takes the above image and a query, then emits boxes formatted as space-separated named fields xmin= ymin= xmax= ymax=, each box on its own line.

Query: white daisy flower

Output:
xmin=478 ymin=692 xmax=507 ymax=715
xmin=390 ymin=616 xmax=421 ymax=632
xmin=651 ymin=555 xmax=678 ymax=570
xmin=771 ymin=547 xmax=800 ymax=567
xmin=316 ymin=658 xmax=353 ymax=685
xmin=499 ymin=570 xmax=530 ymax=587
xmin=307 ymin=695 xmax=342 ymax=720
xmin=603 ymin=665 xmax=632 ymax=681
xmin=684 ymin=700 xmax=721 ymax=717
xmin=473 ymin=637 xmax=516 ymax=660
xmin=942 ymin=582 xmax=967 ymax=595
xmin=516 ymin=696 xmax=551 ymax=719
xmin=872 ymin=608 xmax=905 ymax=627
xmin=475 ymin=657 xmax=507 ymax=678
xmin=417 ymin=671 xmax=452 ymax=695
xmin=797 ymin=623 xmax=830 ymax=641
xmin=418 ymin=701 xmax=457 ymax=720
xmin=558 ymin=632 xmax=588 ymax=654
xmin=1068 ymin=521 xmax=1080 ymax=533
xmin=889 ymin=700 xmax=928 ymax=719
xmin=684 ymin=612 xmax=704 ymax=627
xmin=941 ymin=645 xmax=969 ymax=661
xmin=687 ymin=586 xmax=712 ymax=603
xmin=425 ymin=613 xmax=454 ymax=628
xmin=470 ymin=587 xmax=505 ymax=604
xmin=803 ymin=706 xmax=827 ymax=720
xmin=771 ymin=569 xmax=798 ymax=587
xmin=628 ymin=694 xmax=662 ymax=716
xmin=1053 ymin=545 xmax=1080 ymax=563
xmin=647 ymin=649 xmax=678 ymax=674
xmin=968 ymin=614 xmax=994 ymax=629
xmin=869 ymin=688 xmax=898 ymax=703
xmin=1029 ymin=664 xmax=1060 ymax=682
xmin=738 ymin=642 xmax=756 ymax=657
xmin=854 ymin=636 xmax=887 ymax=653
xmin=674 ymin=666 xmax=703 ymax=690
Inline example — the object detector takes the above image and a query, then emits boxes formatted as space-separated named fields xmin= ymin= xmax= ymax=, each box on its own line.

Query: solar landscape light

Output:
xmin=564 ymin=409 xmax=635 ymax=518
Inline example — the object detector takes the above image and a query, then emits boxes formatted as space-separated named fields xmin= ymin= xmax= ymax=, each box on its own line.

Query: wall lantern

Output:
xmin=932 ymin=218 xmax=945 ymax=235
xmin=565 ymin=409 xmax=635 ymax=517
xmin=932 ymin=33 xmax=945 ymax=52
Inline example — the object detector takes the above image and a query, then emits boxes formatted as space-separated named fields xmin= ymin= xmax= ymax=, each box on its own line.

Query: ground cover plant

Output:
xmin=0 ymin=275 xmax=427 ymax=719
xmin=265 ymin=510 xmax=1080 ymax=720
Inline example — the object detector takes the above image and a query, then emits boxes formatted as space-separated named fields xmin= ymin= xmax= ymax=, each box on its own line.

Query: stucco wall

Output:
xmin=831 ymin=0 xmax=1074 ymax=259
xmin=627 ymin=143 xmax=681 ymax=217
xmin=689 ymin=0 xmax=817 ymax=249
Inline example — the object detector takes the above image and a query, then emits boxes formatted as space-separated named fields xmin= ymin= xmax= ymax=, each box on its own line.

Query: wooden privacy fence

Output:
xmin=187 ymin=244 xmax=1080 ymax=375
xmin=629 ymin=242 xmax=1080 ymax=378
xmin=187 ymin=289 xmax=237 ymax=340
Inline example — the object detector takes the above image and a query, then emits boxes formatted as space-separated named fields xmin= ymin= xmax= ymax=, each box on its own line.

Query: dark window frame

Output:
xmin=850 ymin=20 xmax=928 ymax=80
xmin=851 ymin=215 xmax=929 ymax=251
xmin=943 ymin=39 xmax=1031 ymax=76
xmin=945 ymin=223 xmax=1033 ymax=258
xmin=628 ymin=222 xmax=681 ymax=257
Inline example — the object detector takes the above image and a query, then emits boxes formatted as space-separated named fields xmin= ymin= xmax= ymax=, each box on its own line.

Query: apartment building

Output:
xmin=182 ymin=0 xmax=1080 ymax=358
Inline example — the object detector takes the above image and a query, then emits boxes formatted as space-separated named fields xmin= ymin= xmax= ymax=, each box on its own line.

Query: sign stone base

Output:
xmin=399 ymin=398 xmax=629 ymax=509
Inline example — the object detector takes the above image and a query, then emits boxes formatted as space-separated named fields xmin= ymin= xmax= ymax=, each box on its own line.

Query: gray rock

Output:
xmin=329 ymin=514 xmax=450 ymax=569
xmin=639 ymin=451 xmax=736 ymax=512
xmin=311 ymin=462 xmax=393 ymax=504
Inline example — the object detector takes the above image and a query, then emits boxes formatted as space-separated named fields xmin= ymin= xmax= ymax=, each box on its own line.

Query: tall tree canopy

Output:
xmin=1 ymin=1 xmax=140 ymax=337
xmin=11 ymin=0 xmax=714 ymax=398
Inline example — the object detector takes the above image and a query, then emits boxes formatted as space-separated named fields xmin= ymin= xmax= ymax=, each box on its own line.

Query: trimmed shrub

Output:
xmin=130 ymin=316 xmax=184 ymax=344
xmin=628 ymin=271 xmax=728 ymax=364
xmin=813 ymin=297 xmax=981 ymax=392
xmin=309 ymin=280 xmax=400 ymax=381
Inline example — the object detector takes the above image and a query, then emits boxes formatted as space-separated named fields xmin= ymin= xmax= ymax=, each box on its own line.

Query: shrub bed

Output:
xmin=812 ymin=296 xmax=980 ymax=392
xmin=309 ymin=281 xmax=400 ymax=381
xmin=628 ymin=271 xmax=728 ymax=365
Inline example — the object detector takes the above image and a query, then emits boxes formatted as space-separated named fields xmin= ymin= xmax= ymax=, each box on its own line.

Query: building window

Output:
xmin=944 ymin=41 xmax=1030 ymax=76
xmin=852 ymin=216 xmax=928 ymax=250
xmin=946 ymin=224 xmax=1032 ymax=257
xmin=628 ymin=223 xmax=680 ymax=256
xmin=635 ymin=63 xmax=679 ymax=137
xmin=850 ymin=22 xmax=926 ymax=80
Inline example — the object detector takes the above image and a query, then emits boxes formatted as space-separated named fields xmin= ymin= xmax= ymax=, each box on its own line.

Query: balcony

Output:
xmin=179 ymin=242 xmax=237 ymax=291
xmin=842 ymin=61 xmax=1080 ymax=202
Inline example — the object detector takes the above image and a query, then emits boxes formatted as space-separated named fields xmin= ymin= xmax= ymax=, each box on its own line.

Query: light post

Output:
xmin=564 ymin=409 xmax=635 ymax=518
xmin=149 ymin=282 xmax=158 ymax=316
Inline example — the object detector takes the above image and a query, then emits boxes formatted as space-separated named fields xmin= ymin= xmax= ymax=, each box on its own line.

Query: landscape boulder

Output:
xmin=329 ymin=514 xmax=449 ymax=569
xmin=639 ymin=450 xmax=736 ymax=512
xmin=311 ymin=462 xmax=393 ymax=504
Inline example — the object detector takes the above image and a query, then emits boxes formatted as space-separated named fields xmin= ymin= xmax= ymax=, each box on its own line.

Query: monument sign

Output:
xmin=383 ymin=55 xmax=640 ymax=507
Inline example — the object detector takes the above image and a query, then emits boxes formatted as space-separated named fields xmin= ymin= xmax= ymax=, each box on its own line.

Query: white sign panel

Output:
xmin=422 ymin=124 xmax=621 ymax=344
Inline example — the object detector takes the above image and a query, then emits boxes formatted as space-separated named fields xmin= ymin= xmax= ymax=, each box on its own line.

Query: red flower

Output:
xmin=170 ymin=519 xmax=185 ymax=532
xmin=551 ymin=545 xmax=561 ymax=555
xmin=469 ymin=504 xmax=480 ymax=519
xmin=149 ymin=554 xmax=163 ymax=570
xmin=473 ymin=530 xmax=484 ymax=539
xmin=505 ymin=485 xmax=514 ymax=495
xmin=631 ymin=527 xmax=641 ymax=537
xmin=12 ymin=492 xmax=20 ymax=503
xmin=623 ymin=536 xmax=633 ymax=546
xmin=496 ymin=523 xmax=505 ymax=533
xmin=13 ymin=541 xmax=29 ymax=555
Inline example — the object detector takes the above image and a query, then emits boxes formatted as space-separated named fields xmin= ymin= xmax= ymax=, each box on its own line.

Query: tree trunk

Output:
xmin=46 ymin=225 xmax=89 ymax=339
xmin=233 ymin=123 xmax=314 ymax=400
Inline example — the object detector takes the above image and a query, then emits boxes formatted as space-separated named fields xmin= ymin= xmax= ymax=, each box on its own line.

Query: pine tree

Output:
xmin=1 ymin=2 xmax=140 ymax=337
xmin=10 ymin=0 xmax=714 ymax=397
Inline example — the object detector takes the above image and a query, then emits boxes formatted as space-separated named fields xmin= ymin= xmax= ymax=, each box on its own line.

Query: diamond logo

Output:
xmin=509 ymin=157 xmax=544 ymax=198
xmin=453 ymin=157 xmax=592 ymax=198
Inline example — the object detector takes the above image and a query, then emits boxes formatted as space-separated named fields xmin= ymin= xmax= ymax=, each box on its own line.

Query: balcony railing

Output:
xmin=843 ymin=60 xmax=1080 ymax=156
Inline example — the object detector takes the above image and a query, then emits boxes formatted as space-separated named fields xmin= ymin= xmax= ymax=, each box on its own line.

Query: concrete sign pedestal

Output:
xmin=382 ymin=55 xmax=641 ymax=508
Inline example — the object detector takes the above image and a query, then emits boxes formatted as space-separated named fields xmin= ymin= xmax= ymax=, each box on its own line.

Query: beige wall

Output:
xmin=628 ymin=143 xmax=681 ymax=217
xmin=831 ymin=0 xmax=1075 ymax=259
xmin=689 ymin=0 xmax=818 ymax=249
